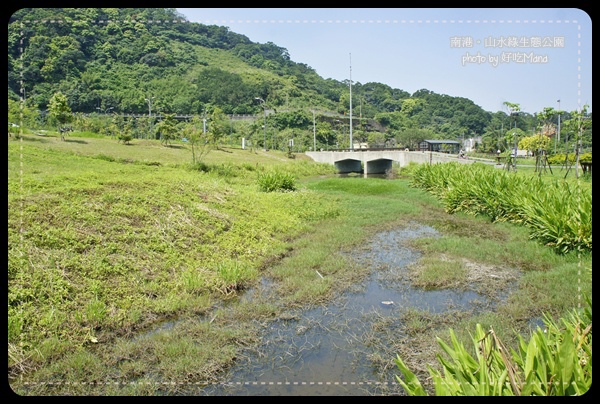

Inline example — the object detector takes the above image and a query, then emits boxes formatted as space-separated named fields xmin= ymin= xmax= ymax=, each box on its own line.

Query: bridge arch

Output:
xmin=334 ymin=159 xmax=362 ymax=173
xmin=364 ymin=158 xmax=393 ymax=175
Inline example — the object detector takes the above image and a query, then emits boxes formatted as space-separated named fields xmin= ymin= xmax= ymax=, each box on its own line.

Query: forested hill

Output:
xmin=9 ymin=7 xmax=511 ymax=140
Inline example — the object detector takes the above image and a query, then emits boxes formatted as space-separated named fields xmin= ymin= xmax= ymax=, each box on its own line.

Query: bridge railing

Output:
xmin=328 ymin=147 xmax=409 ymax=152
xmin=78 ymin=113 xmax=259 ymax=121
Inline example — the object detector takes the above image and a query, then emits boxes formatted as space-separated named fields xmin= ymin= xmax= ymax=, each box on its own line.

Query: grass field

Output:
xmin=8 ymin=132 xmax=592 ymax=395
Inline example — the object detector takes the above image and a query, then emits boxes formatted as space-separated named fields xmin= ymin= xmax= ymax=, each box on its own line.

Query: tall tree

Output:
xmin=535 ymin=107 xmax=557 ymax=142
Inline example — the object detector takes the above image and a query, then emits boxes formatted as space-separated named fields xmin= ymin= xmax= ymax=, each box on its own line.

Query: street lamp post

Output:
xmin=255 ymin=97 xmax=267 ymax=151
xmin=511 ymin=111 xmax=518 ymax=171
xmin=556 ymin=99 xmax=561 ymax=153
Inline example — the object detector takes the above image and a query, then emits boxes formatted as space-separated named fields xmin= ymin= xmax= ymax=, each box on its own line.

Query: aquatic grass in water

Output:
xmin=409 ymin=256 xmax=468 ymax=289
xmin=216 ymin=260 xmax=258 ymax=294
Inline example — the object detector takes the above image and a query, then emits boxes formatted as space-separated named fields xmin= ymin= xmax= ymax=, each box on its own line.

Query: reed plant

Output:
xmin=395 ymin=294 xmax=592 ymax=396
xmin=409 ymin=162 xmax=591 ymax=254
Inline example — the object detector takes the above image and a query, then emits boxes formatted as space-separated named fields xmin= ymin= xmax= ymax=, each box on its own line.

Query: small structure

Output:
xmin=353 ymin=142 xmax=369 ymax=149
xmin=418 ymin=140 xmax=461 ymax=154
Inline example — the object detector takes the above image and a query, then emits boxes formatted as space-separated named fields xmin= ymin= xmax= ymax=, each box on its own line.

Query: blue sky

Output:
xmin=176 ymin=8 xmax=591 ymax=115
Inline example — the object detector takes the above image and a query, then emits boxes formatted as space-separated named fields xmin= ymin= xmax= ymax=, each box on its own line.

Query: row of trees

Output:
xmin=9 ymin=92 xmax=592 ymax=162
xmin=467 ymin=101 xmax=591 ymax=159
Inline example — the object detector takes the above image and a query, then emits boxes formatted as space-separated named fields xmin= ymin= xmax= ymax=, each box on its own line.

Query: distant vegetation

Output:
xmin=8 ymin=8 xmax=592 ymax=154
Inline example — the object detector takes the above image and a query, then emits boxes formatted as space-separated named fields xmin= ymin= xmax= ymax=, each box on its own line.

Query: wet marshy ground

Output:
xmin=193 ymin=223 xmax=519 ymax=396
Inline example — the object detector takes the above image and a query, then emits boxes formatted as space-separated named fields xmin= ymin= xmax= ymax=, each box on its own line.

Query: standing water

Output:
xmin=196 ymin=223 xmax=505 ymax=396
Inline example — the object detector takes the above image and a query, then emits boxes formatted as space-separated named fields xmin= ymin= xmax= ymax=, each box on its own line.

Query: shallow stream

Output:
xmin=194 ymin=223 xmax=508 ymax=396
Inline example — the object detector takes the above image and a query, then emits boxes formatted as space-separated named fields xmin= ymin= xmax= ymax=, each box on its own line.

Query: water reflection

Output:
xmin=336 ymin=172 xmax=390 ymax=179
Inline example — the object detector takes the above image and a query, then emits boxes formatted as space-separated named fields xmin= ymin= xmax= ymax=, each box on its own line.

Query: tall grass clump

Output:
xmin=409 ymin=162 xmax=591 ymax=254
xmin=215 ymin=259 xmax=258 ymax=295
xmin=257 ymin=170 xmax=297 ymax=192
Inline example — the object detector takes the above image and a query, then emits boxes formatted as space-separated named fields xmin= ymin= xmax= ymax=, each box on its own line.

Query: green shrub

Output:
xmin=189 ymin=161 xmax=210 ymax=172
xmin=210 ymin=162 xmax=238 ymax=178
xmin=117 ymin=133 xmax=133 ymax=144
xmin=547 ymin=152 xmax=591 ymax=165
xmin=241 ymin=162 xmax=257 ymax=171
xmin=257 ymin=170 xmax=297 ymax=192
xmin=579 ymin=152 xmax=592 ymax=163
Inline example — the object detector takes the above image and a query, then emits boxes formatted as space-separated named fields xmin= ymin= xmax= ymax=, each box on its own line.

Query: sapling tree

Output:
xmin=208 ymin=107 xmax=230 ymax=150
xmin=47 ymin=92 xmax=73 ymax=140
xmin=561 ymin=104 xmax=591 ymax=178
xmin=182 ymin=115 xmax=212 ymax=164
xmin=117 ymin=119 xmax=134 ymax=145
xmin=155 ymin=113 xmax=178 ymax=146
xmin=530 ymin=106 xmax=558 ymax=172
xmin=503 ymin=101 xmax=521 ymax=171
xmin=535 ymin=107 xmax=557 ymax=139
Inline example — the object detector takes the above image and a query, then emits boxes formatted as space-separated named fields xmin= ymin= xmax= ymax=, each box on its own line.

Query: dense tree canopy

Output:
xmin=9 ymin=8 xmax=590 ymax=152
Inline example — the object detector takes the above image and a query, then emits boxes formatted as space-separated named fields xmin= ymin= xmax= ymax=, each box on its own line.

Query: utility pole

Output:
xmin=255 ymin=97 xmax=267 ymax=151
xmin=349 ymin=53 xmax=353 ymax=151
xmin=312 ymin=109 xmax=316 ymax=151
xmin=145 ymin=97 xmax=154 ymax=140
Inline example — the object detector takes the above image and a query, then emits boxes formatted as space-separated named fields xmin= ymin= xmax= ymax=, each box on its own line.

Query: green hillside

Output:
xmin=8 ymin=8 xmax=591 ymax=153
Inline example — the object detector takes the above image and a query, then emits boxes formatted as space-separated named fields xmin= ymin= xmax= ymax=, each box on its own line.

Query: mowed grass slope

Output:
xmin=8 ymin=133 xmax=338 ymax=378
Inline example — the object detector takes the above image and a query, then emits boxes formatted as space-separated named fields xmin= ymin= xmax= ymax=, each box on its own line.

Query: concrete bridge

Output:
xmin=305 ymin=149 xmax=475 ymax=174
